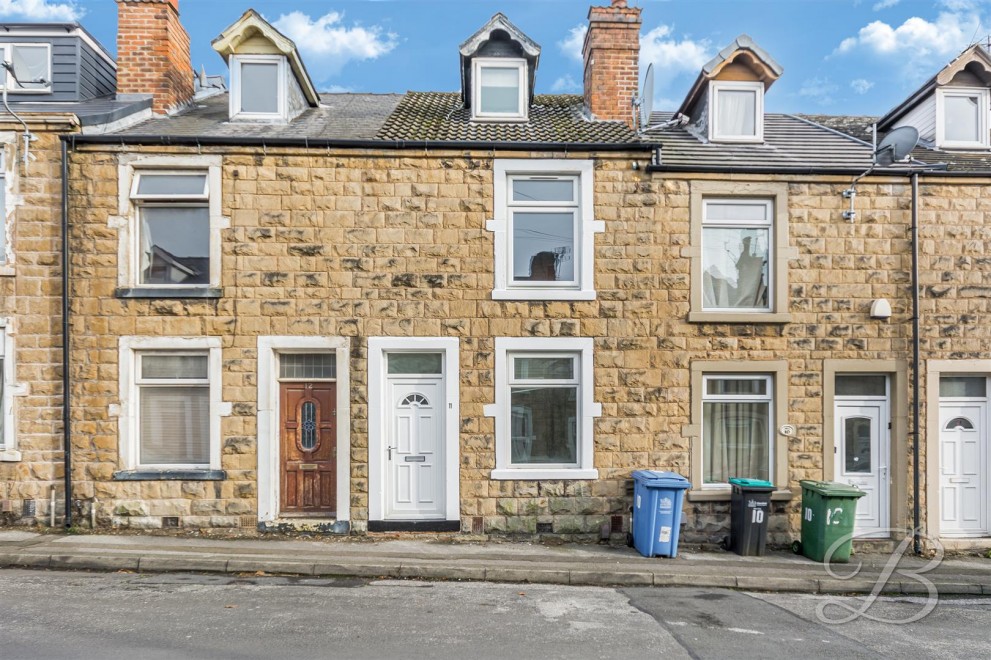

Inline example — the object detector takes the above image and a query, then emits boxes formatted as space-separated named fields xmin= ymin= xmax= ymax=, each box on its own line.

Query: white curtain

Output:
xmin=716 ymin=90 xmax=756 ymax=136
xmin=703 ymin=402 xmax=769 ymax=483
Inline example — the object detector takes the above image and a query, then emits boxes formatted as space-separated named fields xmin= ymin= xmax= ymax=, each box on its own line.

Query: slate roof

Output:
xmin=799 ymin=114 xmax=991 ymax=173
xmin=115 ymin=93 xmax=404 ymax=140
xmin=645 ymin=112 xmax=874 ymax=172
xmin=376 ymin=92 xmax=640 ymax=144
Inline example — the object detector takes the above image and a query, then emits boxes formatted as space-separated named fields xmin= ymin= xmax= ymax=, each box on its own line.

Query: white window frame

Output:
xmin=486 ymin=337 xmax=601 ymax=480
xmin=488 ymin=159 xmax=602 ymax=301
xmin=0 ymin=43 xmax=52 ymax=94
xmin=0 ymin=147 xmax=8 ymax=268
xmin=472 ymin=57 xmax=527 ymax=121
xmin=709 ymin=80 xmax=764 ymax=143
xmin=230 ymin=54 xmax=287 ymax=122
xmin=936 ymin=87 xmax=990 ymax=150
xmin=114 ymin=155 xmax=227 ymax=291
xmin=119 ymin=336 xmax=229 ymax=472
xmin=700 ymin=373 xmax=774 ymax=489
xmin=701 ymin=198 xmax=774 ymax=314
xmin=0 ymin=320 xmax=24 ymax=460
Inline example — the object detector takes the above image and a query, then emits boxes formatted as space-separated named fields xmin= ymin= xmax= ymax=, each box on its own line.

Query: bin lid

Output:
xmin=728 ymin=477 xmax=775 ymax=490
xmin=800 ymin=480 xmax=866 ymax=498
xmin=632 ymin=470 xmax=692 ymax=489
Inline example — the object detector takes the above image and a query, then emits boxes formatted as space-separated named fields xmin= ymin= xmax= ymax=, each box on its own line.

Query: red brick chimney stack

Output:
xmin=116 ymin=0 xmax=194 ymax=115
xmin=583 ymin=0 xmax=642 ymax=127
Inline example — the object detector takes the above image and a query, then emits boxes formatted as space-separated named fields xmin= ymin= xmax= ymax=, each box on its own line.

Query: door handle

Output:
xmin=387 ymin=446 xmax=396 ymax=460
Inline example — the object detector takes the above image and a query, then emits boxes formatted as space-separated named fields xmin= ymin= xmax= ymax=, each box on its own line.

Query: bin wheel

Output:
xmin=719 ymin=535 xmax=729 ymax=550
xmin=791 ymin=540 xmax=802 ymax=555
xmin=626 ymin=532 xmax=634 ymax=548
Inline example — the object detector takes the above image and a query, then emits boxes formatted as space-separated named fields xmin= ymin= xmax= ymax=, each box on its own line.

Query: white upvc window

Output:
xmin=0 ymin=149 xmax=7 ymax=266
xmin=701 ymin=374 xmax=774 ymax=487
xmin=488 ymin=159 xmax=602 ymax=301
xmin=130 ymin=171 xmax=210 ymax=287
xmin=936 ymin=87 xmax=990 ymax=150
xmin=116 ymin=155 xmax=226 ymax=293
xmin=709 ymin=80 xmax=763 ymax=143
xmin=486 ymin=337 xmax=601 ymax=480
xmin=119 ymin=337 xmax=225 ymax=471
xmin=701 ymin=198 xmax=773 ymax=312
xmin=473 ymin=58 xmax=527 ymax=120
xmin=0 ymin=43 xmax=52 ymax=93
xmin=230 ymin=54 xmax=287 ymax=121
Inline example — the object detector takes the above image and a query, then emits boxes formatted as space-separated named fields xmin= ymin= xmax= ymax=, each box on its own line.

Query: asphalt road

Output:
xmin=0 ymin=569 xmax=988 ymax=659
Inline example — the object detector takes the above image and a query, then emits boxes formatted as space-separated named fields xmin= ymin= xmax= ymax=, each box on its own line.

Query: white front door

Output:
xmin=939 ymin=403 xmax=988 ymax=536
xmin=385 ymin=377 xmax=445 ymax=520
xmin=834 ymin=401 xmax=889 ymax=538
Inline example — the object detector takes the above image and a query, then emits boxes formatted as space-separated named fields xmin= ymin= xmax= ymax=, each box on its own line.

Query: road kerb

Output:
xmin=226 ymin=560 xmax=316 ymax=576
xmin=735 ymin=576 xmax=818 ymax=592
xmin=569 ymin=570 xmax=653 ymax=586
xmin=138 ymin=556 xmax=230 ymax=573
xmin=50 ymin=555 xmax=140 ymax=572
xmin=485 ymin=567 xmax=570 ymax=584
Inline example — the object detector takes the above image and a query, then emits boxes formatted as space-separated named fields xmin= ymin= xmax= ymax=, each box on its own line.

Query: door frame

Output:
xmin=257 ymin=336 xmax=351 ymax=523
xmin=833 ymin=398 xmax=890 ymax=538
xmin=367 ymin=337 xmax=460 ymax=524
xmin=823 ymin=360 xmax=907 ymax=536
xmin=927 ymin=360 xmax=991 ymax=540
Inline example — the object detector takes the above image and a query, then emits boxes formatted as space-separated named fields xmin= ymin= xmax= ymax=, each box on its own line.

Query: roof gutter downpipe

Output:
xmin=61 ymin=137 xmax=72 ymax=529
xmin=911 ymin=172 xmax=922 ymax=555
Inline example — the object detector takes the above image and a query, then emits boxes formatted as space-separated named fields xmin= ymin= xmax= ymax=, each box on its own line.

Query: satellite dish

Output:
xmin=875 ymin=126 xmax=919 ymax=166
xmin=639 ymin=63 xmax=655 ymax=129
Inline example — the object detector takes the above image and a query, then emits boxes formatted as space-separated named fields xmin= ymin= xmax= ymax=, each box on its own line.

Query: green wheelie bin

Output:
xmin=794 ymin=480 xmax=865 ymax=563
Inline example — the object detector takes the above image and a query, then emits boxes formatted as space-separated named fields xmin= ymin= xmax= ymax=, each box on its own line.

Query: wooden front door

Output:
xmin=280 ymin=382 xmax=336 ymax=515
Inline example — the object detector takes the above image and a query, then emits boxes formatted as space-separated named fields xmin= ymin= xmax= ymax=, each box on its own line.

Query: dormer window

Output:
xmin=474 ymin=58 xmax=526 ymax=120
xmin=230 ymin=55 xmax=286 ymax=121
xmin=936 ymin=87 xmax=989 ymax=149
xmin=710 ymin=81 xmax=763 ymax=143
xmin=0 ymin=43 xmax=52 ymax=93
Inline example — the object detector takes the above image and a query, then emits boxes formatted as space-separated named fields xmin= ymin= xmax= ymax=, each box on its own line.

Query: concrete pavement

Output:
xmin=0 ymin=530 xmax=989 ymax=595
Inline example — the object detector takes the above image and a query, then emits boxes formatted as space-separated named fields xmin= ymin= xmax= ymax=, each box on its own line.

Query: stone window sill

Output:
xmin=688 ymin=311 xmax=792 ymax=324
xmin=490 ymin=468 xmax=599 ymax=481
xmin=115 ymin=287 xmax=223 ymax=300
xmin=686 ymin=488 xmax=793 ymax=503
xmin=113 ymin=469 xmax=226 ymax=481
xmin=0 ymin=265 xmax=15 ymax=277
xmin=492 ymin=289 xmax=596 ymax=301
xmin=0 ymin=449 xmax=22 ymax=462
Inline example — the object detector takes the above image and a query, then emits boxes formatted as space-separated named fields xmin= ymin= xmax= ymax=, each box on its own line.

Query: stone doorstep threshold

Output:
xmin=258 ymin=519 xmax=350 ymax=534
xmin=2 ymin=551 xmax=988 ymax=595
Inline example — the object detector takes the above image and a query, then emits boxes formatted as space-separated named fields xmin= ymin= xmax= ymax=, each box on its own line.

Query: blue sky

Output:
xmin=2 ymin=0 xmax=990 ymax=115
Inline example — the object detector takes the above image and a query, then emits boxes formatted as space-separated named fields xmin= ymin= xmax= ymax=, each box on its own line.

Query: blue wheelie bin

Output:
xmin=631 ymin=470 xmax=692 ymax=558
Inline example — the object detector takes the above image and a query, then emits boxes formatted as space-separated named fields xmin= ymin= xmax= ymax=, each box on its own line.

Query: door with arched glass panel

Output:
xmin=939 ymin=378 xmax=987 ymax=536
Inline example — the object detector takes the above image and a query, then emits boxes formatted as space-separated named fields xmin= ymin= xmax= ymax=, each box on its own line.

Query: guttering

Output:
xmin=63 ymin=134 xmax=653 ymax=152
xmin=646 ymin=163 xmax=982 ymax=177
xmin=911 ymin=172 xmax=922 ymax=555
xmin=61 ymin=138 xmax=72 ymax=529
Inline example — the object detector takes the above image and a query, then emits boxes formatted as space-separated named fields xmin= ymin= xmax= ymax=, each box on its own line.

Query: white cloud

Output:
xmin=272 ymin=10 xmax=398 ymax=80
xmin=558 ymin=25 xmax=587 ymax=64
xmin=556 ymin=22 xmax=712 ymax=107
xmin=798 ymin=77 xmax=839 ymax=105
xmin=872 ymin=0 xmax=901 ymax=10
xmin=0 ymin=0 xmax=81 ymax=20
xmin=550 ymin=74 xmax=581 ymax=93
xmin=851 ymin=78 xmax=875 ymax=93
xmin=833 ymin=0 xmax=983 ymax=79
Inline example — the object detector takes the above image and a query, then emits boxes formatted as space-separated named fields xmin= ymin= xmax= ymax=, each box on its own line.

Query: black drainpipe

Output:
xmin=911 ymin=172 xmax=921 ymax=555
xmin=61 ymin=138 xmax=71 ymax=529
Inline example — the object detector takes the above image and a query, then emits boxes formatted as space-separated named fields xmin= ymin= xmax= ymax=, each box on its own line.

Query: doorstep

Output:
xmin=258 ymin=519 xmax=350 ymax=535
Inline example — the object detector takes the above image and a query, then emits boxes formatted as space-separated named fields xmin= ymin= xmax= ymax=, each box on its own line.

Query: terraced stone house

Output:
xmin=2 ymin=0 xmax=990 ymax=552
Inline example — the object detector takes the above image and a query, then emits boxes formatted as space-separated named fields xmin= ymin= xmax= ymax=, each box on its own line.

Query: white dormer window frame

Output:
xmin=472 ymin=57 xmax=527 ymax=121
xmin=935 ymin=87 xmax=990 ymax=150
xmin=709 ymin=80 xmax=764 ymax=143
xmin=230 ymin=54 xmax=288 ymax=122
xmin=0 ymin=43 xmax=53 ymax=95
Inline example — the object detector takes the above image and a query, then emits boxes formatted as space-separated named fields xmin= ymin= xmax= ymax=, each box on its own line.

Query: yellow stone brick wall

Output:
xmin=65 ymin=144 xmax=990 ymax=542
xmin=0 ymin=125 xmax=73 ymax=523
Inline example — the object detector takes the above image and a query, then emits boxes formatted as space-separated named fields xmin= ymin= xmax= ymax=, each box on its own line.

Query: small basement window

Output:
xmin=473 ymin=58 xmax=526 ymax=120
xmin=710 ymin=81 xmax=763 ymax=143
xmin=231 ymin=54 xmax=286 ymax=121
